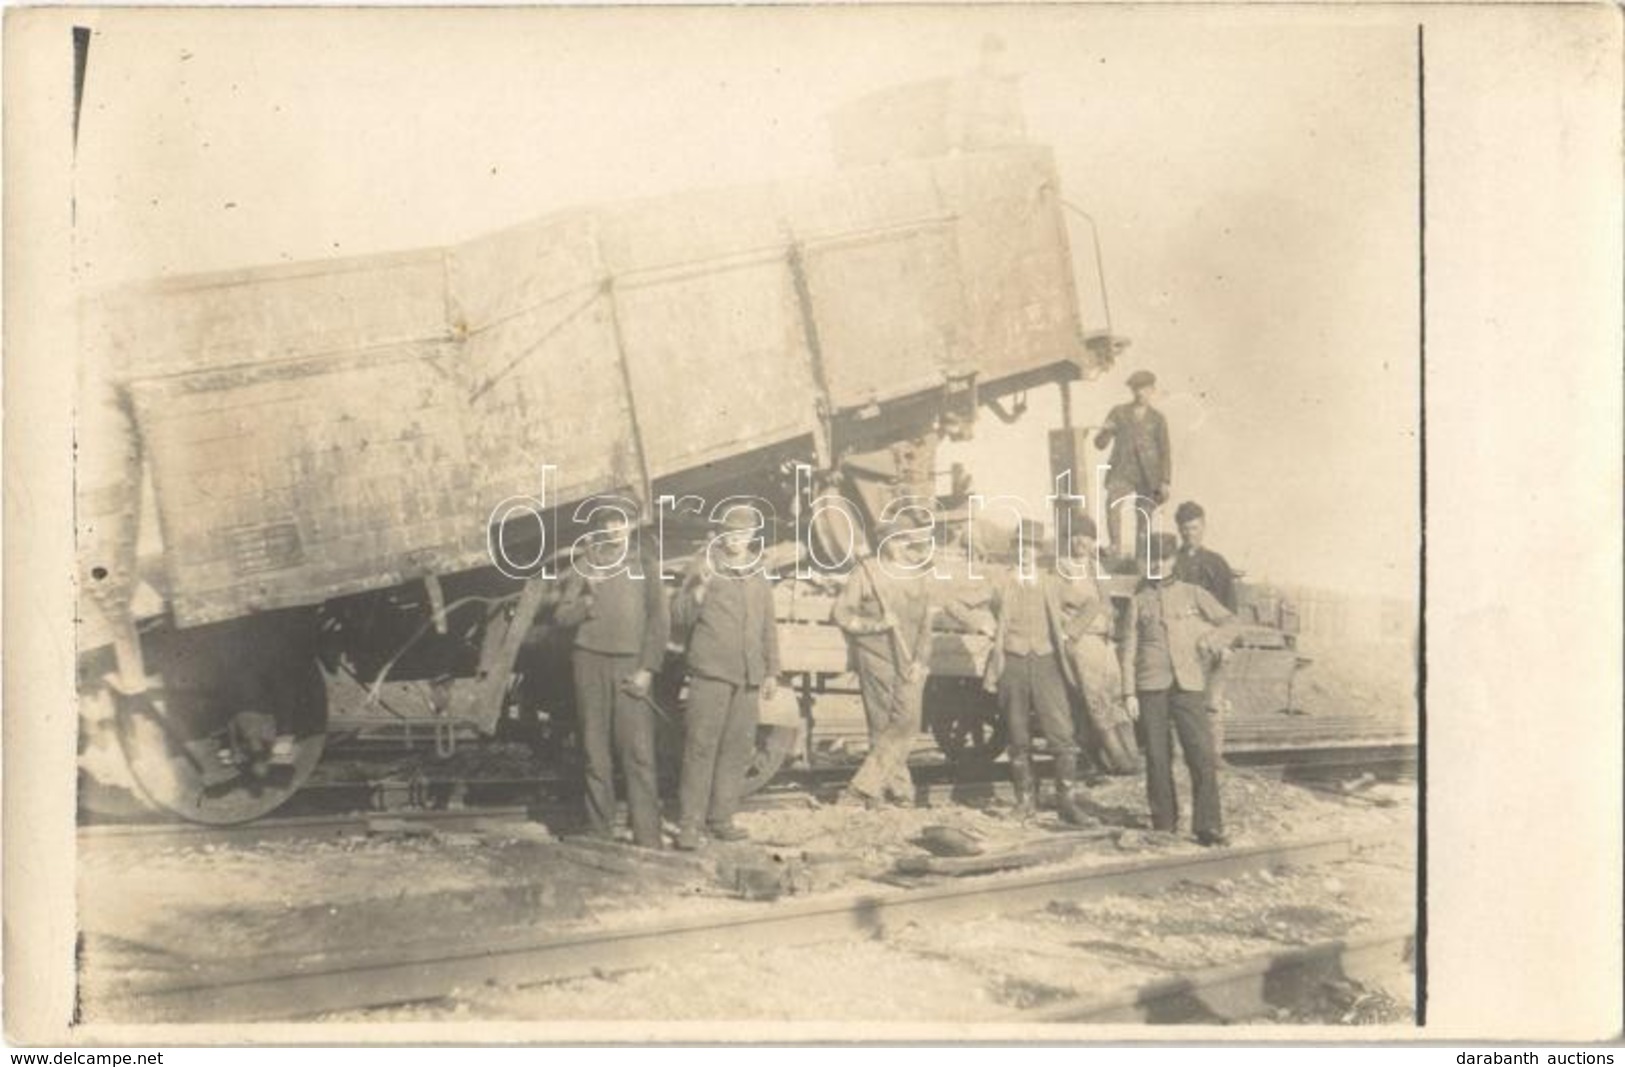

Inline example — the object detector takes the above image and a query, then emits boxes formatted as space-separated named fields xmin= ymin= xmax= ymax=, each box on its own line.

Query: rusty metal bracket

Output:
xmin=939 ymin=372 xmax=980 ymax=440
xmin=446 ymin=577 xmax=553 ymax=736
xmin=984 ymin=391 xmax=1029 ymax=425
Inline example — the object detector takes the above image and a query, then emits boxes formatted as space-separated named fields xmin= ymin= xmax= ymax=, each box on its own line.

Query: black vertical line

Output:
xmin=1415 ymin=20 xmax=1430 ymax=1029
xmin=71 ymin=25 xmax=90 ymax=794
xmin=72 ymin=26 xmax=90 ymax=152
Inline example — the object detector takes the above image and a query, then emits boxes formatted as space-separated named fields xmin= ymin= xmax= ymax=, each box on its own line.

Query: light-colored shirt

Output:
xmin=1121 ymin=578 xmax=1234 ymax=693
xmin=1002 ymin=576 xmax=1052 ymax=656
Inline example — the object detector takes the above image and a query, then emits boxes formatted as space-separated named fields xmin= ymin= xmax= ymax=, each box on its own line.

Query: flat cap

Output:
xmin=1126 ymin=370 xmax=1157 ymax=390
xmin=1142 ymin=531 xmax=1180 ymax=568
xmin=1008 ymin=517 xmax=1045 ymax=548
xmin=714 ymin=505 xmax=764 ymax=531
xmin=1066 ymin=510 xmax=1099 ymax=539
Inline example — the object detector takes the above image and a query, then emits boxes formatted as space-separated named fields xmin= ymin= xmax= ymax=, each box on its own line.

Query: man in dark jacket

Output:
xmin=1171 ymin=500 xmax=1238 ymax=612
xmin=1094 ymin=369 xmax=1171 ymax=560
xmin=671 ymin=506 xmax=781 ymax=850
xmin=554 ymin=509 xmax=671 ymax=848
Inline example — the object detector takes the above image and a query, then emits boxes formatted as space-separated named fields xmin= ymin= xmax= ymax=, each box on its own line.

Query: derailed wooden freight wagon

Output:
xmin=77 ymin=135 xmax=1124 ymax=822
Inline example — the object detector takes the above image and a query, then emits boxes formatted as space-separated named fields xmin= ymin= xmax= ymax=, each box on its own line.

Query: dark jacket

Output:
xmin=1173 ymin=546 xmax=1237 ymax=613
xmin=554 ymin=549 xmax=670 ymax=673
xmin=1094 ymin=403 xmax=1172 ymax=494
xmin=674 ymin=559 xmax=781 ymax=687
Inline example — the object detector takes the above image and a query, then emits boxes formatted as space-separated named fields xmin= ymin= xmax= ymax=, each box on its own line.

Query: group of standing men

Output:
xmin=549 ymin=368 xmax=1244 ymax=853
xmin=554 ymin=507 xmax=775 ymax=852
xmin=832 ymin=369 xmax=1244 ymax=847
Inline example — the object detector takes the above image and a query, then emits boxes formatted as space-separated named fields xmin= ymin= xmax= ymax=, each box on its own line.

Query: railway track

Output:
xmin=76 ymin=805 xmax=540 ymax=851
xmin=1223 ymin=741 xmax=1417 ymax=781
xmin=780 ymin=738 xmax=1417 ymax=788
xmin=1026 ymin=925 xmax=1414 ymax=1024
xmin=77 ymin=739 xmax=1415 ymax=851
xmin=101 ymin=832 xmax=1411 ymax=1024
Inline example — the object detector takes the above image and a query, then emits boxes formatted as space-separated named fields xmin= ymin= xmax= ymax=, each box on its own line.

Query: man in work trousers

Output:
xmin=952 ymin=525 xmax=1093 ymax=824
xmin=831 ymin=517 xmax=935 ymax=809
xmin=1056 ymin=509 xmax=1142 ymax=776
xmin=554 ymin=509 xmax=671 ymax=849
xmin=1121 ymin=532 xmax=1240 ymax=847
xmin=672 ymin=507 xmax=781 ymax=850
xmin=1094 ymin=369 xmax=1172 ymax=561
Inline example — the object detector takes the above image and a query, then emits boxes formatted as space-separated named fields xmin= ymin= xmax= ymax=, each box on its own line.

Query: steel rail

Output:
xmin=77 ymin=805 xmax=536 ymax=851
xmin=114 ymin=835 xmax=1358 ymax=1023
xmin=1027 ymin=925 xmax=1416 ymax=1024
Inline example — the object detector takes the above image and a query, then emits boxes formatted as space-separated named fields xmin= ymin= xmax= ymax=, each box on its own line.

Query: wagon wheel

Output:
xmin=113 ymin=615 xmax=328 ymax=824
xmin=738 ymin=723 xmax=800 ymax=797
xmin=113 ymin=660 xmax=328 ymax=824
xmin=930 ymin=708 xmax=1008 ymax=766
xmin=925 ymin=677 xmax=1008 ymax=766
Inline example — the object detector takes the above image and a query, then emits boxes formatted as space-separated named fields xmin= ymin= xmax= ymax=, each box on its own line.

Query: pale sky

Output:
xmin=73 ymin=7 xmax=1420 ymax=600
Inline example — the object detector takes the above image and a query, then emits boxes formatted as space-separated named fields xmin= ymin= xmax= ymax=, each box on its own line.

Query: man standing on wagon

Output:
xmin=1094 ymin=369 xmax=1172 ymax=561
xmin=672 ymin=505 xmax=782 ymax=850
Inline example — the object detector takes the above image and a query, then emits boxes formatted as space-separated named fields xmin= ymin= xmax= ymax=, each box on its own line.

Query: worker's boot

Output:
xmin=1009 ymin=755 xmax=1035 ymax=819
xmin=1053 ymin=752 xmax=1091 ymax=826
xmin=707 ymin=820 xmax=750 ymax=843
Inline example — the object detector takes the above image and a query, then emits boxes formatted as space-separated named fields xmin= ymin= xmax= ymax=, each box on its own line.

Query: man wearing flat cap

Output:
xmin=1120 ymin=532 xmax=1242 ymax=846
xmin=1172 ymin=500 xmax=1237 ymax=613
xmin=948 ymin=520 xmax=1094 ymax=824
xmin=1094 ymin=370 xmax=1172 ymax=560
xmin=554 ymin=507 xmax=670 ymax=848
xmin=671 ymin=505 xmax=781 ymax=850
